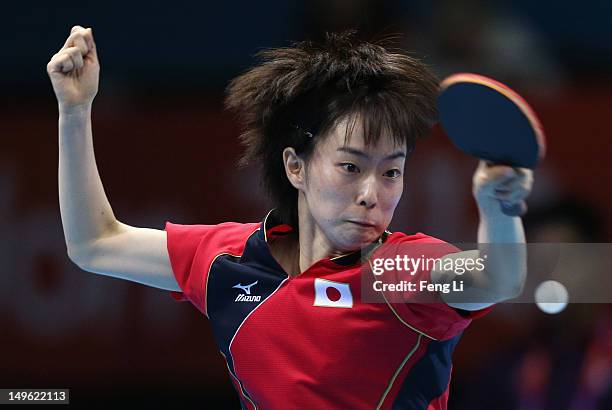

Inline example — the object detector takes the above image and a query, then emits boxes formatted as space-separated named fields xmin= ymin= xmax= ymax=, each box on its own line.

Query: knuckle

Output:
xmin=72 ymin=32 xmax=84 ymax=43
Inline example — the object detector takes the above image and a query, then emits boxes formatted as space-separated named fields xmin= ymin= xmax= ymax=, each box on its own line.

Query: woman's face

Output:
xmin=300 ymin=117 xmax=407 ymax=251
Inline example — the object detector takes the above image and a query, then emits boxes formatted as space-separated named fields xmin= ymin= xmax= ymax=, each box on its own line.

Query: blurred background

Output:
xmin=1 ymin=0 xmax=611 ymax=408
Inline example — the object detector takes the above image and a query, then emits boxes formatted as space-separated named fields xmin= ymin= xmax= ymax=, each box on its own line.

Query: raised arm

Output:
xmin=432 ymin=162 xmax=532 ymax=310
xmin=47 ymin=26 xmax=179 ymax=291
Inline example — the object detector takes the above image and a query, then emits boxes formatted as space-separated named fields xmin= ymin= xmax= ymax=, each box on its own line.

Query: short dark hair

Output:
xmin=225 ymin=30 xmax=439 ymax=228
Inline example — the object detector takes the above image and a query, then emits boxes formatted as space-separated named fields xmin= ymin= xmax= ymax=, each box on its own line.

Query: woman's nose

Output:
xmin=356 ymin=175 xmax=377 ymax=208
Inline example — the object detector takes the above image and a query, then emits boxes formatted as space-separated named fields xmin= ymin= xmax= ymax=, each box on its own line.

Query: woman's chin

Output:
xmin=337 ymin=231 xmax=380 ymax=251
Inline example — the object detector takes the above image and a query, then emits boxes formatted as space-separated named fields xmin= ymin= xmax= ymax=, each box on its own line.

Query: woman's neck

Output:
xmin=296 ymin=196 xmax=346 ymax=273
xmin=268 ymin=234 xmax=301 ymax=277
xmin=269 ymin=197 xmax=353 ymax=277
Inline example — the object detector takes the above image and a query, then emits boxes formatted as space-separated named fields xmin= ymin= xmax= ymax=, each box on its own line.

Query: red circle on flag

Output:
xmin=326 ymin=286 xmax=341 ymax=302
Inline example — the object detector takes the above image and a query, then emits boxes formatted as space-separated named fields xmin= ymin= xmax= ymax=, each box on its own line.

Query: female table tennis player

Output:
xmin=47 ymin=26 xmax=533 ymax=409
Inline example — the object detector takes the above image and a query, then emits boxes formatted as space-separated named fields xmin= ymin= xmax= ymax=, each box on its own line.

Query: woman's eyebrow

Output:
xmin=336 ymin=147 xmax=406 ymax=160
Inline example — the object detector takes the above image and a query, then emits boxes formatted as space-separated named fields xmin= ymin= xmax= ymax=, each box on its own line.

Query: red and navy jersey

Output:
xmin=165 ymin=209 xmax=491 ymax=410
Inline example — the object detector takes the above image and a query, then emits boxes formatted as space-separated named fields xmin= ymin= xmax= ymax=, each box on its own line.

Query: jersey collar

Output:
xmin=259 ymin=208 xmax=390 ymax=267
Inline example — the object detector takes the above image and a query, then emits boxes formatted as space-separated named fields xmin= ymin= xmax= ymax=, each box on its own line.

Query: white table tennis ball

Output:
xmin=535 ymin=280 xmax=569 ymax=314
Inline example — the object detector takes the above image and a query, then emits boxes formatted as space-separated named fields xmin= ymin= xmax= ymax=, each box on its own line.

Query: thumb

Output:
xmin=484 ymin=163 xmax=516 ymax=182
xmin=85 ymin=28 xmax=98 ymax=60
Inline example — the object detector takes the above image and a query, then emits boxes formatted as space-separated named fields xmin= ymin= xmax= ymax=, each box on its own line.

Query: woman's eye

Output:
xmin=340 ymin=163 xmax=359 ymax=173
xmin=385 ymin=169 xmax=401 ymax=178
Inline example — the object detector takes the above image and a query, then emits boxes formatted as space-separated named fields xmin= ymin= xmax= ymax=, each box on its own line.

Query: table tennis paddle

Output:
xmin=437 ymin=73 xmax=546 ymax=216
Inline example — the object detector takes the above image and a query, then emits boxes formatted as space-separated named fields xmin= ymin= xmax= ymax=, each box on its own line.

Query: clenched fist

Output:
xmin=472 ymin=161 xmax=534 ymax=216
xmin=47 ymin=26 xmax=99 ymax=111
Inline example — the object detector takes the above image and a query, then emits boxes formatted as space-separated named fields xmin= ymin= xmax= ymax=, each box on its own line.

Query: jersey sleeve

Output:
xmin=373 ymin=234 xmax=493 ymax=341
xmin=164 ymin=221 xmax=258 ymax=317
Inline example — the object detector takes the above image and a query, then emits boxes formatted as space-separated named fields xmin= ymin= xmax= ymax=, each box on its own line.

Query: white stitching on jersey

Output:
xmin=366 ymin=257 xmax=438 ymax=341
xmin=376 ymin=334 xmax=423 ymax=409
xmin=220 ymin=351 xmax=259 ymax=410
xmin=227 ymin=275 xmax=289 ymax=408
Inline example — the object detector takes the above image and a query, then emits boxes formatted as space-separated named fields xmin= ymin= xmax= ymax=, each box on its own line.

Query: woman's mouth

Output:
xmin=347 ymin=220 xmax=376 ymax=228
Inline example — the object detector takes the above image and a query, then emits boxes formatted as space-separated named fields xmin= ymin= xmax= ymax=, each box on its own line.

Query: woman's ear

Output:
xmin=283 ymin=147 xmax=306 ymax=190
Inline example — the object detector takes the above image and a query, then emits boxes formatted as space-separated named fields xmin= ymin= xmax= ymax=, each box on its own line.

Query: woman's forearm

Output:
xmin=58 ymin=104 xmax=118 ymax=256
xmin=477 ymin=204 xmax=527 ymax=298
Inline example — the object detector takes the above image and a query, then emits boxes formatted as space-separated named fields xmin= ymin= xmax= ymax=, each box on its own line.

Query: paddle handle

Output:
xmin=501 ymin=200 xmax=527 ymax=216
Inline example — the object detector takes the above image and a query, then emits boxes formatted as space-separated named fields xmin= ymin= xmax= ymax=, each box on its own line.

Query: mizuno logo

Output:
xmin=233 ymin=281 xmax=258 ymax=295
xmin=233 ymin=281 xmax=261 ymax=302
